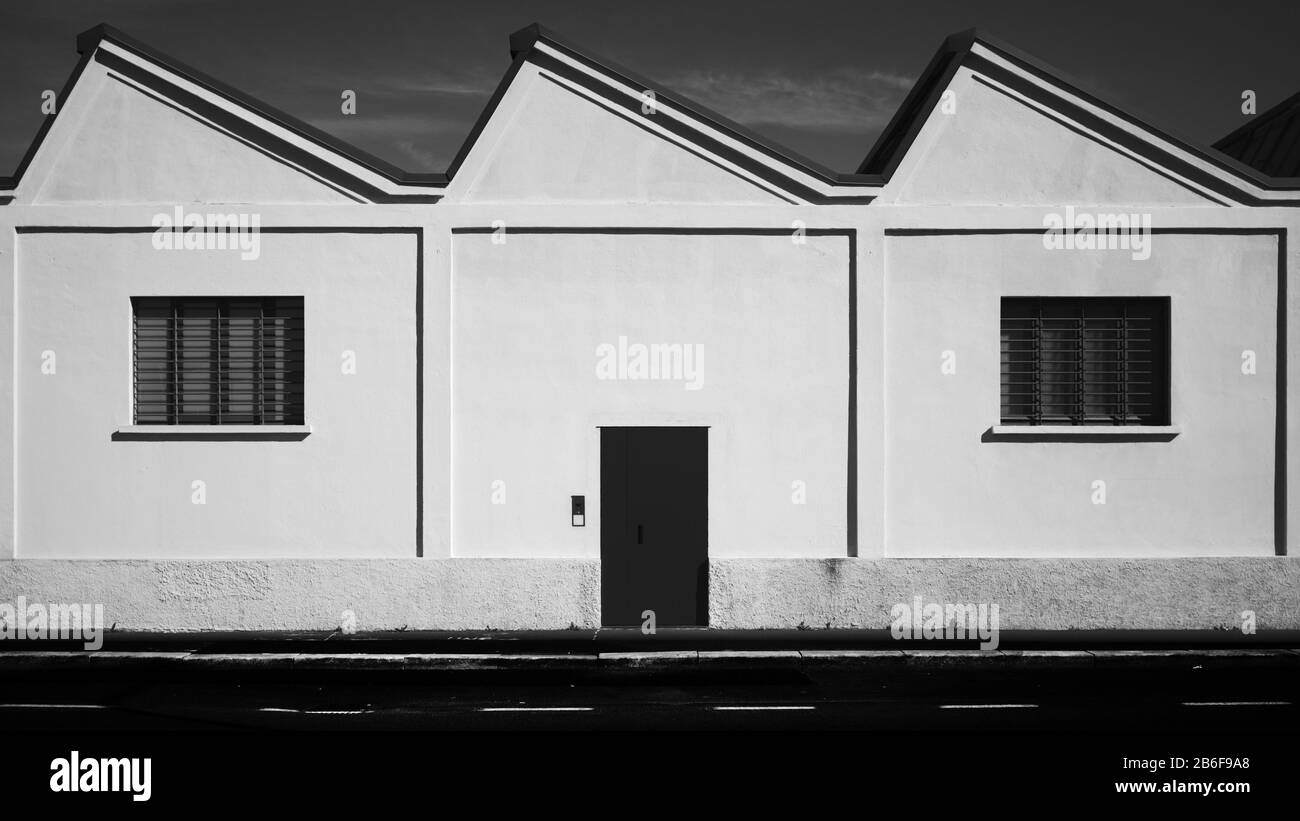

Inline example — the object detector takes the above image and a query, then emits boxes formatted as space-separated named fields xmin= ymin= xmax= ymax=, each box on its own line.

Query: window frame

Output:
xmin=130 ymin=296 xmax=305 ymax=426
xmin=1000 ymin=296 xmax=1171 ymax=427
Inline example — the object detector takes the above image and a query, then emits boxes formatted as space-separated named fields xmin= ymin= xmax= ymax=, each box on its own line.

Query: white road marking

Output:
xmin=939 ymin=704 xmax=1038 ymax=709
xmin=258 ymin=707 xmax=372 ymax=715
xmin=304 ymin=710 xmax=371 ymax=715
xmin=712 ymin=705 xmax=815 ymax=711
xmin=479 ymin=707 xmax=593 ymax=712
xmin=1182 ymin=701 xmax=1290 ymax=707
xmin=0 ymin=703 xmax=109 ymax=710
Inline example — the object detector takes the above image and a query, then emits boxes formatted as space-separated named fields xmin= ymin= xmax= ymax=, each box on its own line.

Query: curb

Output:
xmin=0 ymin=647 xmax=1296 ymax=672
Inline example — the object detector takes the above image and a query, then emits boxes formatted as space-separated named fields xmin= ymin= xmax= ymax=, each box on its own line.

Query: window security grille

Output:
xmin=1000 ymin=297 xmax=1169 ymax=426
xmin=132 ymin=297 xmax=304 ymax=425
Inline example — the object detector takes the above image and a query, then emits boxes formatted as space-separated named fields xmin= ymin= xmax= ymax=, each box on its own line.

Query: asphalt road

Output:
xmin=1 ymin=657 xmax=1296 ymax=732
xmin=3 ymin=655 xmax=1293 ymax=807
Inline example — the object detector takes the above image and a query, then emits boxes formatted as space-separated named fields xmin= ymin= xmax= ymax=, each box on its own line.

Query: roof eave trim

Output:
xmin=967 ymin=33 xmax=1300 ymax=198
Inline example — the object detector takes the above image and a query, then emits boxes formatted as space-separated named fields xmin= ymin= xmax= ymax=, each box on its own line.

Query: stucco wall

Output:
xmin=16 ymin=229 xmax=419 ymax=558
xmin=450 ymin=230 xmax=851 ymax=558
xmin=0 ymin=558 xmax=599 ymax=631
xmin=1 ymin=557 xmax=1295 ymax=631
xmin=708 ymin=557 xmax=1300 ymax=629
xmin=884 ymin=230 xmax=1278 ymax=557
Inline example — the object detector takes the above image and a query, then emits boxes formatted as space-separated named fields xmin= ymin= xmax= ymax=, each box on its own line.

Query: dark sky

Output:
xmin=1 ymin=0 xmax=1298 ymax=175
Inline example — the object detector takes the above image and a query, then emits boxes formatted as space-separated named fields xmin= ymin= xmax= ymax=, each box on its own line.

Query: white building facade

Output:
xmin=1 ymin=24 xmax=1297 ymax=631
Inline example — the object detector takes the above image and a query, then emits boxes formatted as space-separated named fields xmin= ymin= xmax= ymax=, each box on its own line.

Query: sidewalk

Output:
xmin=1 ymin=628 xmax=1298 ymax=672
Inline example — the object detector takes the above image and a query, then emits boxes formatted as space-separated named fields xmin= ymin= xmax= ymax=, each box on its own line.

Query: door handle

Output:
xmin=637 ymin=524 xmax=643 ymax=545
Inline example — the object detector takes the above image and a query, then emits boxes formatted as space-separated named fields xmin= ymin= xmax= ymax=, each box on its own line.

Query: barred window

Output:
xmin=1001 ymin=297 xmax=1169 ymax=426
xmin=132 ymin=297 xmax=304 ymax=425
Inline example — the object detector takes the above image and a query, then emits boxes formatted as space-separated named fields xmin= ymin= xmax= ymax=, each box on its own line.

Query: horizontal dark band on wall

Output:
xmin=16 ymin=226 xmax=423 ymax=234
xmin=885 ymin=227 xmax=1286 ymax=236
xmin=451 ymin=226 xmax=855 ymax=236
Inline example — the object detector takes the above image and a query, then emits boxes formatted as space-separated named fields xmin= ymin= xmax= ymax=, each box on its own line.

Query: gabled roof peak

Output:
xmin=2 ymin=22 xmax=1298 ymax=205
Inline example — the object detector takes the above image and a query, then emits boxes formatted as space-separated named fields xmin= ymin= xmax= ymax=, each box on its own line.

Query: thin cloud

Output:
xmin=391 ymin=139 xmax=443 ymax=169
xmin=296 ymin=66 xmax=918 ymax=172
xmin=371 ymin=70 xmax=500 ymax=97
xmin=263 ymin=67 xmax=499 ymax=101
xmin=307 ymin=113 xmax=467 ymax=169
xmin=660 ymin=67 xmax=915 ymax=133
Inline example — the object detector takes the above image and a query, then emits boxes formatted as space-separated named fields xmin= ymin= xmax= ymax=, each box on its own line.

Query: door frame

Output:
xmin=597 ymin=424 xmax=710 ymax=627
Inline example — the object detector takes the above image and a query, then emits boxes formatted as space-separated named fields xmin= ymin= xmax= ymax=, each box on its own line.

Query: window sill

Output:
xmin=985 ymin=424 xmax=1181 ymax=442
xmin=113 ymin=425 xmax=312 ymax=441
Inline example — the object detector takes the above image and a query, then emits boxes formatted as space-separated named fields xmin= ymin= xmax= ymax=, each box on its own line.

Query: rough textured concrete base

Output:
xmin=1 ymin=558 xmax=1298 ymax=631
xmin=708 ymin=558 xmax=1300 ymax=630
xmin=0 ymin=560 xmax=601 ymax=631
